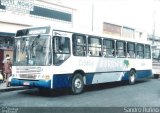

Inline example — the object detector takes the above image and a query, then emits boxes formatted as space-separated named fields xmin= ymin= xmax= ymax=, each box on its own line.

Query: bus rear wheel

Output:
xmin=71 ymin=73 xmax=84 ymax=94
xmin=129 ymin=70 xmax=136 ymax=85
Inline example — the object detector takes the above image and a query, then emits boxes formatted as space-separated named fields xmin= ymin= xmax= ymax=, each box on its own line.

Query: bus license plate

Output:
xmin=23 ymin=82 xmax=30 ymax=86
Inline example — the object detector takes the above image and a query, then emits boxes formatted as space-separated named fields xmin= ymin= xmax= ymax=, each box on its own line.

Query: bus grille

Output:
xmin=19 ymin=74 xmax=37 ymax=79
xmin=16 ymin=67 xmax=41 ymax=79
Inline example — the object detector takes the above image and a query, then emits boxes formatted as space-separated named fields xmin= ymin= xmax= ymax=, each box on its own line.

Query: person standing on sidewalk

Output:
xmin=2 ymin=54 xmax=10 ymax=81
xmin=3 ymin=57 xmax=12 ymax=87
xmin=2 ymin=54 xmax=10 ymax=63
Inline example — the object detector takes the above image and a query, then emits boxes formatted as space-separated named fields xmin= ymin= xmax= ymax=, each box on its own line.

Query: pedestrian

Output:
xmin=2 ymin=54 xmax=10 ymax=63
xmin=3 ymin=57 xmax=12 ymax=87
xmin=2 ymin=54 xmax=10 ymax=82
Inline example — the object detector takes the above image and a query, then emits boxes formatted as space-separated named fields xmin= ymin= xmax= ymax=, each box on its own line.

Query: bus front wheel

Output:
xmin=129 ymin=70 xmax=136 ymax=85
xmin=71 ymin=73 xmax=84 ymax=94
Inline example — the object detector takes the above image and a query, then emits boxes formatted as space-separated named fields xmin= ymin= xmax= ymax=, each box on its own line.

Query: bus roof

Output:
xmin=15 ymin=25 xmax=150 ymax=45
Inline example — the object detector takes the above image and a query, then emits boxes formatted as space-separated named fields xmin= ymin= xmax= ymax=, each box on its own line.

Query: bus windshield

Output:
xmin=13 ymin=35 xmax=51 ymax=66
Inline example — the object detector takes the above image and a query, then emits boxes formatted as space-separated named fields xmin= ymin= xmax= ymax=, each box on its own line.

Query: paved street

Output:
xmin=0 ymin=78 xmax=160 ymax=107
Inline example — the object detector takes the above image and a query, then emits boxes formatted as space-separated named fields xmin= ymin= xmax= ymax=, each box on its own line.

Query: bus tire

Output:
xmin=71 ymin=73 xmax=84 ymax=94
xmin=129 ymin=70 xmax=136 ymax=85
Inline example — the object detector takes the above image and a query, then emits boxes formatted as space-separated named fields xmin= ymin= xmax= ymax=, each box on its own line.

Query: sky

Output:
xmin=95 ymin=0 xmax=160 ymax=35
xmin=53 ymin=0 xmax=160 ymax=35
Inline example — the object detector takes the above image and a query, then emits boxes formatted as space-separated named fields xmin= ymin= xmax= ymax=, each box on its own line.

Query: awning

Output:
xmin=0 ymin=32 xmax=15 ymax=37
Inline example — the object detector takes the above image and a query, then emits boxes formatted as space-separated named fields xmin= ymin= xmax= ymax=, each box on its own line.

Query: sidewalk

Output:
xmin=0 ymin=81 xmax=29 ymax=92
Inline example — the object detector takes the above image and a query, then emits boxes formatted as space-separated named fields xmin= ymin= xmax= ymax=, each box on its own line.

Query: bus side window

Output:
xmin=103 ymin=39 xmax=115 ymax=57
xmin=144 ymin=45 xmax=151 ymax=59
xmin=72 ymin=34 xmax=87 ymax=56
xmin=116 ymin=41 xmax=126 ymax=57
xmin=136 ymin=44 xmax=144 ymax=59
xmin=127 ymin=42 xmax=135 ymax=58
xmin=88 ymin=36 xmax=102 ymax=57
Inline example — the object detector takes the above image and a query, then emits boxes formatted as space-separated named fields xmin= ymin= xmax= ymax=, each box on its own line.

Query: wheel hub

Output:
xmin=130 ymin=74 xmax=135 ymax=82
xmin=75 ymin=78 xmax=82 ymax=89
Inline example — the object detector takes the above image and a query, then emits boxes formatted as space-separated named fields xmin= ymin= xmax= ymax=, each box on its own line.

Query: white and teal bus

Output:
xmin=11 ymin=26 xmax=152 ymax=94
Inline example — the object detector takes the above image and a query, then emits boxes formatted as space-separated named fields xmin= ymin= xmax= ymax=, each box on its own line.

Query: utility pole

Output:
xmin=91 ymin=0 xmax=94 ymax=32
xmin=152 ymin=10 xmax=156 ymax=45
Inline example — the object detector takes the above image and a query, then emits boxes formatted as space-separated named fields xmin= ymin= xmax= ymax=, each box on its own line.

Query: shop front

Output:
xmin=0 ymin=32 xmax=14 ymax=72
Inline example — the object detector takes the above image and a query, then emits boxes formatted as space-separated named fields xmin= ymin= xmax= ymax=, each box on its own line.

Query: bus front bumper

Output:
xmin=10 ymin=78 xmax=51 ymax=89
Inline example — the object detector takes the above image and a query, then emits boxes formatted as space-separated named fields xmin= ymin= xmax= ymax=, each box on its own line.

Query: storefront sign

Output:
xmin=0 ymin=0 xmax=72 ymax=22
xmin=1 ymin=0 xmax=34 ymax=14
